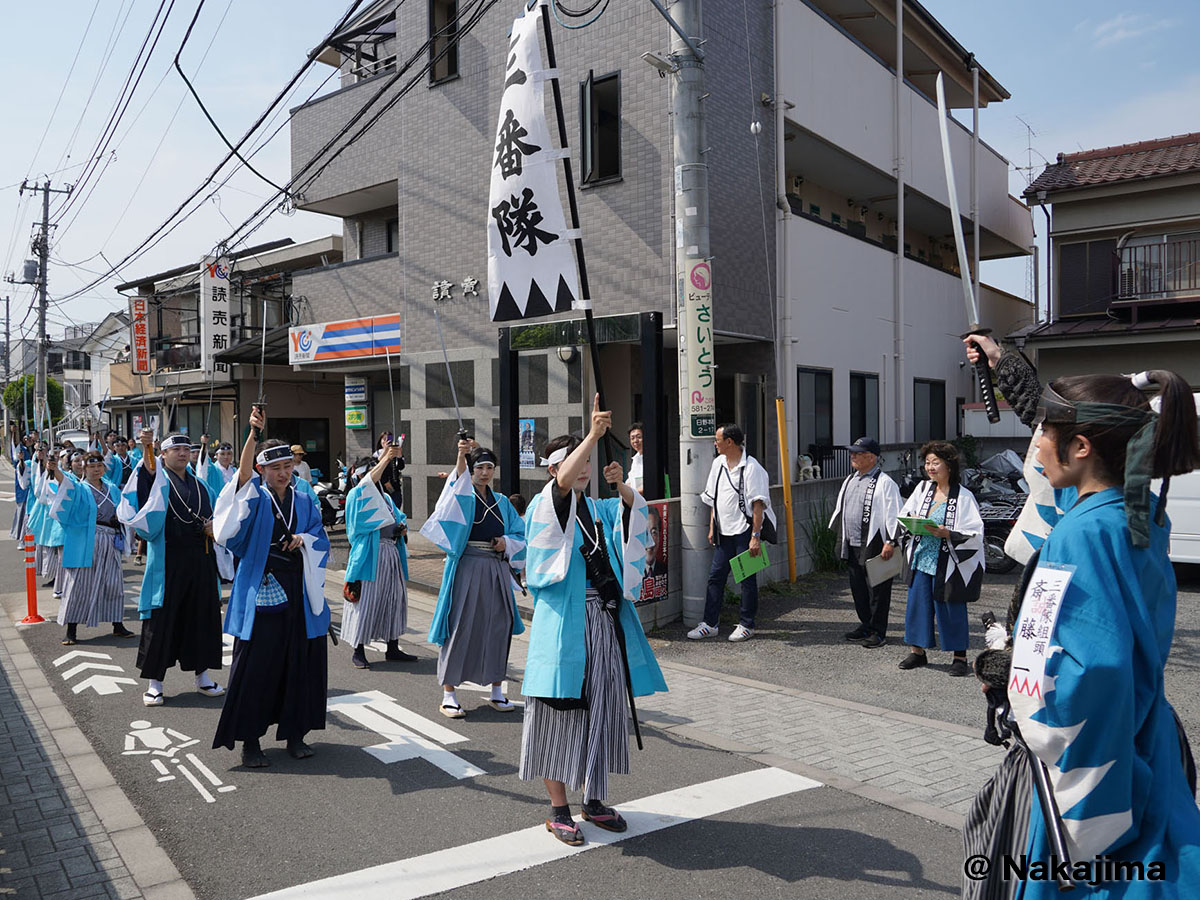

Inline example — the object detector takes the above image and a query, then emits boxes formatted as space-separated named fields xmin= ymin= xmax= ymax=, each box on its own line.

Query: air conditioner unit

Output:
xmin=1118 ymin=265 xmax=1137 ymax=298
xmin=788 ymin=175 xmax=803 ymax=196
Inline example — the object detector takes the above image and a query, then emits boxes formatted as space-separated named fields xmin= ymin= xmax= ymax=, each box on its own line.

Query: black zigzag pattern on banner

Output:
xmin=491 ymin=276 xmax=577 ymax=322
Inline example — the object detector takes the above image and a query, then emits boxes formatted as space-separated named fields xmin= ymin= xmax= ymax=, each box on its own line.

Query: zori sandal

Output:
xmin=581 ymin=802 xmax=628 ymax=833
xmin=545 ymin=816 xmax=585 ymax=846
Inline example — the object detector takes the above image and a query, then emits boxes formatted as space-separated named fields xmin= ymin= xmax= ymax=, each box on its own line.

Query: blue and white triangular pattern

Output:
xmin=213 ymin=475 xmax=257 ymax=546
xmin=48 ymin=473 xmax=76 ymax=522
xmin=617 ymin=491 xmax=653 ymax=602
xmin=1006 ymin=427 xmax=1064 ymax=565
xmin=357 ymin=478 xmax=394 ymax=534
xmin=117 ymin=457 xmax=167 ymax=532
xmin=419 ymin=471 xmax=474 ymax=553
xmin=527 ymin=480 xmax=574 ymax=586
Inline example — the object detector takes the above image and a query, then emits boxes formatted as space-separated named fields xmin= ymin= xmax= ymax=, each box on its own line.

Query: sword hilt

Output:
xmin=251 ymin=401 xmax=267 ymax=441
xmin=962 ymin=331 xmax=1001 ymax=424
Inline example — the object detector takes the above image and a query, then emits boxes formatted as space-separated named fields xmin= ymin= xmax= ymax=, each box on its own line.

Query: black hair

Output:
xmin=507 ymin=493 xmax=528 ymax=516
xmin=629 ymin=421 xmax=644 ymax=434
xmin=919 ymin=440 xmax=961 ymax=485
xmin=1048 ymin=372 xmax=1200 ymax=483
xmin=718 ymin=423 xmax=745 ymax=447
xmin=542 ymin=434 xmax=583 ymax=479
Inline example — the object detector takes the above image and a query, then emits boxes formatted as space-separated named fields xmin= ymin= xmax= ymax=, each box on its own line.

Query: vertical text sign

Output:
xmin=129 ymin=296 xmax=151 ymax=375
xmin=682 ymin=259 xmax=716 ymax=438
xmin=199 ymin=257 xmax=232 ymax=379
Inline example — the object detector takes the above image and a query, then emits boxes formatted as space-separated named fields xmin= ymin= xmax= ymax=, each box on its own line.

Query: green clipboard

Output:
xmin=730 ymin=544 xmax=770 ymax=583
xmin=898 ymin=516 xmax=940 ymax=537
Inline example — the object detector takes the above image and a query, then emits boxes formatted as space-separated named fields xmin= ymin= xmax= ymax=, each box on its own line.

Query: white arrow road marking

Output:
xmin=53 ymin=650 xmax=113 ymax=667
xmin=327 ymin=691 xmax=483 ymax=779
xmin=248 ymin=767 xmax=821 ymax=900
xmin=60 ymin=661 xmax=125 ymax=681
xmin=72 ymin=675 xmax=139 ymax=696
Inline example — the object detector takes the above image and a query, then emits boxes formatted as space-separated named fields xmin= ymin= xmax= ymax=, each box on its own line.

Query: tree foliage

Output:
xmin=3 ymin=375 xmax=65 ymax=430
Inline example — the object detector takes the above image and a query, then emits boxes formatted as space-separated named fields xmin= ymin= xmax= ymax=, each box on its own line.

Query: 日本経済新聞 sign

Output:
xmin=129 ymin=295 xmax=151 ymax=375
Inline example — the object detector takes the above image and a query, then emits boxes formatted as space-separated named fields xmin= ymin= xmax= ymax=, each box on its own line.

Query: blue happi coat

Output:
xmin=520 ymin=482 xmax=667 ymax=700
xmin=1010 ymin=488 xmax=1200 ymax=898
xmin=10 ymin=444 xmax=31 ymax=505
xmin=49 ymin=473 xmax=122 ymax=568
xmin=344 ymin=477 xmax=409 ymax=583
xmin=419 ymin=471 xmax=526 ymax=645
xmin=27 ymin=467 xmax=51 ymax=542
xmin=117 ymin=457 xmax=218 ymax=619
xmin=40 ymin=476 xmax=64 ymax=548
xmin=213 ymin=475 xmax=330 ymax=641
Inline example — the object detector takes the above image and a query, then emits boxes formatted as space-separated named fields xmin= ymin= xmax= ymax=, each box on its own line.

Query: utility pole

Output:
xmin=653 ymin=0 xmax=713 ymax=625
xmin=3 ymin=295 xmax=9 ymax=438
xmin=20 ymin=180 xmax=72 ymax=443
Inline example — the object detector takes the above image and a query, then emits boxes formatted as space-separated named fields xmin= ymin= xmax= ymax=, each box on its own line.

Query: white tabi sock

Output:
xmin=149 ymin=679 xmax=164 ymax=696
xmin=442 ymin=689 xmax=459 ymax=709
xmin=195 ymin=670 xmax=216 ymax=689
xmin=489 ymin=684 xmax=505 ymax=702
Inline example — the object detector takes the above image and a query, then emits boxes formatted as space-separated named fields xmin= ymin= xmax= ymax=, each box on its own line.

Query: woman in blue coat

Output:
xmin=518 ymin=396 xmax=667 ymax=846
xmin=342 ymin=444 xmax=414 ymax=669
xmin=965 ymin=369 xmax=1200 ymax=899
xmin=47 ymin=451 xmax=134 ymax=645
xmin=420 ymin=440 xmax=526 ymax=718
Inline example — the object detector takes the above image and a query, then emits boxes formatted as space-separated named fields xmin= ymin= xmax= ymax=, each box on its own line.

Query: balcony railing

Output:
xmin=1117 ymin=237 xmax=1200 ymax=302
xmin=154 ymin=336 xmax=200 ymax=369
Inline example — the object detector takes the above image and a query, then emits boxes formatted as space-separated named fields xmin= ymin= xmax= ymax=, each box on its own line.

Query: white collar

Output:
xmin=722 ymin=450 xmax=747 ymax=471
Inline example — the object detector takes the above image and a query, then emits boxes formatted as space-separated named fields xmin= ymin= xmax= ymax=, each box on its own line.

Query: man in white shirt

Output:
xmin=625 ymin=421 xmax=644 ymax=494
xmin=291 ymin=445 xmax=313 ymax=483
xmin=689 ymin=423 xmax=776 ymax=643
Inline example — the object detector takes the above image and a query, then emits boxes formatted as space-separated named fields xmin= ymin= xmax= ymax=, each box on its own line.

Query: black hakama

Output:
xmin=135 ymin=467 xmax=222 ymax=680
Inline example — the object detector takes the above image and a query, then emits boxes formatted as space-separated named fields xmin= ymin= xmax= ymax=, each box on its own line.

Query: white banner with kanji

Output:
xmin=199 ymin=256 xmax=232 ymax=380
xmin=486 ymin=0 xmax=582 ymax=322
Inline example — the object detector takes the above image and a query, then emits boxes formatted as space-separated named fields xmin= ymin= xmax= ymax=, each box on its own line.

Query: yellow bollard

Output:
xmin=775 ymin=397 xmax=797 ymax=582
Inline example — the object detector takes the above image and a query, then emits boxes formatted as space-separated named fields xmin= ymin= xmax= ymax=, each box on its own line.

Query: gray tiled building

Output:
xmin=289 ymin=0 xmax=776 ymax=520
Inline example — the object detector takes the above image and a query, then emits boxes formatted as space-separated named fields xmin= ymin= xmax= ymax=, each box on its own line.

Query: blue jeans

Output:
xmin=704 ymin=530 xmax=758 ymax=628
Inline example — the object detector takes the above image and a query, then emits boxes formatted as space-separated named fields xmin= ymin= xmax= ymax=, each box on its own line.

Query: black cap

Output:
xmin=845 ymin=437 xmax=881 ymax=455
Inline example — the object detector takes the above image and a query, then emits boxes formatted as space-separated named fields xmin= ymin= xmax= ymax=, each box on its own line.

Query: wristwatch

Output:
xmin=752 ymin=531 xmax=762 ymax=538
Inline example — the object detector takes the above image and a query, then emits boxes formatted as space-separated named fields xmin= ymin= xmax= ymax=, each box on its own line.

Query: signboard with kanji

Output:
xmin=681 ymin=259 xmax=716 ymax=438
xmin=129 ymin=295 xmax=151 ymax=375
xmin=199 ymin=256 xmax=232 ymax=380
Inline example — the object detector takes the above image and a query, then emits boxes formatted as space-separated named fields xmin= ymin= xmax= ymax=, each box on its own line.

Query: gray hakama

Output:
xmin=519 ymin=590 xmax=629 ymax=801
xmin=39 ymin=543 xmax=60 ymax=580
xmin=10 ymin=501 xmax=26 ymax=541
xmin=58 ymin=525 xmax=126 ymax=627
xmin=436 ymin=544 xmax=514 ymax=687
xmin=341 ymin=534 xmax=407 ymax=647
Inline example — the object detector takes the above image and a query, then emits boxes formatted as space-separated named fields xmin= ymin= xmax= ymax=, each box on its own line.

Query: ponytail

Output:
xmin=1145 ymin=370 xmax=1200 ymax=479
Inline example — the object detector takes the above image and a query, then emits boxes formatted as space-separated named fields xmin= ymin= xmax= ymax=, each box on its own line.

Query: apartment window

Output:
xmin=796 ymin=367 xmax=833 ymax=458
xmin=386 ymin=218 xmax=399 ymax=254
xmin=580 ymin=72 xmax=620 ymax=183
xmin=1059 ymin=239 xmax=1116 ymax=316
xmin=429 ymin=0 xmax=458 ymax=84
xmin=913 ymin=379 xmax=946 ymax=442
xmin=849 ymin=373 xmax=879 ymax=442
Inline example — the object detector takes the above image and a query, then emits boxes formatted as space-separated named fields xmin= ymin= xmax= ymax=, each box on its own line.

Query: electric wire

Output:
xmin=550 ymin=0 xmax=609 ymax=29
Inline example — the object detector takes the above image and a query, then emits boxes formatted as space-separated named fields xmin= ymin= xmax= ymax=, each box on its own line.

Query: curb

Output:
xmin=0 ymin=605 xmax=196 ymax=900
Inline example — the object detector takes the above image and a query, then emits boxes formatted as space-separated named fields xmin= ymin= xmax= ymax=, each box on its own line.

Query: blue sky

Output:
xmin=2 ymin=0 xmax=1197 ymax=338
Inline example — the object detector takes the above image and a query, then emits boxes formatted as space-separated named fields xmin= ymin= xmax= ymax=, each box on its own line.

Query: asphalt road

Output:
xmin=649 ymin=562 xmax=1200 ymax=740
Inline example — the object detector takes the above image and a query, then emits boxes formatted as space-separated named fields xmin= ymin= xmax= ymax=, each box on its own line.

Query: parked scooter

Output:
xmin=978 ymin=496 xmax=1021 ymax=574
xmin=313 ymin=461 xmax=346 ymax=529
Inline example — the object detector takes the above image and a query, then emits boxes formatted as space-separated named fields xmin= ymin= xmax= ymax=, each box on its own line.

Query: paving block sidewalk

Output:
xmin=0 ymin=622 xmax=145 ymax=899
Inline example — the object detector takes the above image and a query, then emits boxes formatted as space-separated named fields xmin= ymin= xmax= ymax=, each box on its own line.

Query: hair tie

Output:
xmin=1130 ymin=371 xmax=1154 ymax=390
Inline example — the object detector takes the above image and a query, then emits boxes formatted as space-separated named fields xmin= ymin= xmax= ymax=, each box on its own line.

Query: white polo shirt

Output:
xmin=701 ymin=450 xmax=773 ymax=537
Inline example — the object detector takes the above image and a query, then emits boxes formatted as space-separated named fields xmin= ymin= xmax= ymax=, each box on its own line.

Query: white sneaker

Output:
xmin=728 ymin=625 xmax=754 ymax=642
xmin=687 ymin=622 xmax=718 ymax=640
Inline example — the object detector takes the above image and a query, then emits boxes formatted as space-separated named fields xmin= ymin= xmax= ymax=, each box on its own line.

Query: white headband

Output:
xmin=1129 ymin=371 xmax=1154 ymax=390
xmin=539 ymin=447 xmax=569 ymax=467
xmin=256 ymin=445 xmax=293 ymax=466
xmin=161 ymin=435 xmax=191 ymax=450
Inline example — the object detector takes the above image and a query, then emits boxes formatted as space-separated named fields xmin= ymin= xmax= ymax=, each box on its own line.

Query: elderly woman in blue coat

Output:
xmin=519 ymin=396 xmax=668 ymax=846
xmin=342 ymin=443 xmax=414 ymax=669
xmin=211 ymin=407 xmax=331 ymax=768
xmin=421 ymin=440 xmax=526 ymax=718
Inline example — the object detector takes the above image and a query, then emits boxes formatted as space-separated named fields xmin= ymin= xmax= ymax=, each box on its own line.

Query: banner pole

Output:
xmin=775 ymin=397 xmax=796 ymax=582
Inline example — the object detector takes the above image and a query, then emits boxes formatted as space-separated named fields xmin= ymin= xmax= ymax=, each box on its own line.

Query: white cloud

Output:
xmin=1090 ymin=12 xmax=1170 ymax=49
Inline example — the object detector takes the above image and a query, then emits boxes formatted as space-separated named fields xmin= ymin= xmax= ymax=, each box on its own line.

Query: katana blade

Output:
xmin=936 ymin=72 xmax=1000 ymax=424
xmin=433 ymin=306 xmax=466 ymax=437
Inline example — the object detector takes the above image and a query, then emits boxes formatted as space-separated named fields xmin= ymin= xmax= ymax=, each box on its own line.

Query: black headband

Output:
xmin=472 ymin=450 xmax=498 ymax=468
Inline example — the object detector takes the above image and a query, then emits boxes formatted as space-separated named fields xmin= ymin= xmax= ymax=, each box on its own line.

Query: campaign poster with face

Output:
xmin=638 ymin=502 xmax=669 ymax=605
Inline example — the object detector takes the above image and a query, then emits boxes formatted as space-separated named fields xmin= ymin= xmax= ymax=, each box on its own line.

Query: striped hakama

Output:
xmin=58 ymin=525 xmax=126 ymax=627
xmin=9 ymin=503 xmax=26 ymax=541
xmin=519 ymin=591 xmax=629 ymax=802
xmin=38 ymin=544 xmax=60 ymax=580
xmin=436 ymin=545 xmax=514 ymax=687
xmin=341 ymin=537 xmax=407 ymax=646
xmin=961 ymin=742 xmax=1032 ymax=900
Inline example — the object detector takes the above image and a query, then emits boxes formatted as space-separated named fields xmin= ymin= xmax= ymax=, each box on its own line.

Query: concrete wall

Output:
xmin=1050 ymin=176 xmax=1200 ymax=236
xmin=785 ymin=215 xmax=1033 ymax=445
xmin=1033 ymin=339 xmax=1200 ymax=387
xmin=778 ymin=0 xmax=1031 ymax=253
